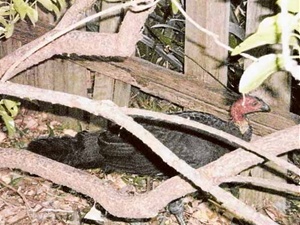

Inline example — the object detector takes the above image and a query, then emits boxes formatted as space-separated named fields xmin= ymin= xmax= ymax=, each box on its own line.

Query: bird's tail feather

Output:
xmin=27 ymin=131 xmax=104 ymax=169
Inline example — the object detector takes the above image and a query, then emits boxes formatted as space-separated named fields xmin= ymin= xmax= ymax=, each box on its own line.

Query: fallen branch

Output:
xmin=219 ymin=175 xmax=300 ymax=197
xmin=0 ymin=0 xmax=156 ymax=81
xmin=0 ymin=82 xmax=296 ymax=176
xmin=123 ymin=108 xmax=300 ymax=176
xmin=0 ymin=125 xmax=298 ymax=219
xmin=1 ymin=82 xmax=298 ymax=224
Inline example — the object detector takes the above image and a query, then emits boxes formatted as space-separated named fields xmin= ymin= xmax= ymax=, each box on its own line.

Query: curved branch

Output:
xmin=123 ymin=108 xmax=300 ymax=176
xmin=1 ymin=82 xmax=298 ymax=224
xmin=219 ymin=175 xmax=300 ymax=197
xmin=0 ymin=0 xmax=156 ymax=81
xmin=0 ymin=125 xmax=298 ymax=219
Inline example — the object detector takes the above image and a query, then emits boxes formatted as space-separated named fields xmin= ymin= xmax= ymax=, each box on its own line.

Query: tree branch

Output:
xmin=0 ymin=125 xmax=298 ymax=219
xmin=1 ymin=82 xmax=298 ymax=224
xmin=123 ymin=108 xmax=300 ymax=176
xmin=219 ymin=175 xmax=300 ymax=197
xmin=0 ymin=0 xmax=156 ymax=81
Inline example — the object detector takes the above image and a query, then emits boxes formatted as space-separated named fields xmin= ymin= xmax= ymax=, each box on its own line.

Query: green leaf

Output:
xmin=0 ymin=5 xmax=15 ymax=16
xmin=37 ymin=0 xmax=61 ymax=17
xmin=0 ymin=99 xmax=19 ymax=136
xmin=1 ymin=113 xmax=16 ymax=136
xmin=13 ymin=0 xmax=29 ymax=20
xmin=26 ymin=5 xmax=38 ymax=24
xmin=232 ymin=13 xmax=296 ymax=56
xmin=171 ymin=0 xmax=180 ymax=15
xmin=37 ymin=0 xmax=55 ymax=11
xmin=58 ymin=0 xmax=67 ymax=10
xmin=52 ymin=4 xmax=60 ymax=17
xmin=277 ymin=0 xmax=300 ymax=13
xmin=0 ymin=99 xmax=20 ymax=117
xmin=46 ymin=123 xmax=55 ymax=137
xmin=239 ymin=54 xmax=284 ymax=94
xmin=0 ymin=16 xmax=8 ymax=26
xmin=4 ymin=23 xmax=14 ymax=38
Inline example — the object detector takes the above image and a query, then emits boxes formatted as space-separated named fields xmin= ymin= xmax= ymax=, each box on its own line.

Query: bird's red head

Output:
xmin=230 ymin=95 xmax=270 ymax=133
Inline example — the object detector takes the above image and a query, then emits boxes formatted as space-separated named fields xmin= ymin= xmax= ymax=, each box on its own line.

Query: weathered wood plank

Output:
xmin=74 ymin=57 xmax=300 ymax=136
xmin=96 ymin=0 xmax=131 ymax=107
xmin=185 ymin=0 xmax=229 ymax=84
xmin=88 ymin=1 xmax=131 ymax=130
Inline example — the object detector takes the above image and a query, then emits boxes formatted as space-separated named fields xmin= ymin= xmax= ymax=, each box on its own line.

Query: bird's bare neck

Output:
xmin=231 ymin=109 xmax=250 ymax=134
xmin=234 ymin=118 xmax=250 ymax=134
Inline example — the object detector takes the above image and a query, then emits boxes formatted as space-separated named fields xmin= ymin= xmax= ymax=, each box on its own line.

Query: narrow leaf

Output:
xmin=0 ymin=102 xmax=16 ymax=137
xmin=13 ymin=0 xmax=29 ymax=20
xmin=37 ymin=0 xmax=54 ymax=11
xmin=1 ymin=99 xmax=20 ymax=117
xmin=26 ymin=6 xmax=38 ymax=25
xmin=232 ymin=13 xmax=295 ymax=56
xmin=0 ymin=113 xmax=16 ymax=136
xmin=239 ymin=54 xmax=284 ymax=93
xmin=4 ymin=23 xmax=14 ymax=38
xmin=171 ymin=0 xmax=180 ymax=15
xmin=57 ymin=0 xmax=67 ymax=10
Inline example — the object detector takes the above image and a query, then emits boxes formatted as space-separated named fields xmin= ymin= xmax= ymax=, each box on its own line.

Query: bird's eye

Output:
xmin=252 ymin=102 xmax=258 ymax=106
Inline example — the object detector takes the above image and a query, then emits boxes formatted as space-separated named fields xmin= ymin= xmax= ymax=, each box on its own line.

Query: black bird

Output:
xmin=28 ymin=95 xmax=270 ymax=176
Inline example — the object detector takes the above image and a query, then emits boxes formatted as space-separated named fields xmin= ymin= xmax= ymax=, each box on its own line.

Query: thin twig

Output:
xmin=170 ymin=0 xmax=257 ymax=61
xmin=0 ymin=178 xmax=33 ymax=221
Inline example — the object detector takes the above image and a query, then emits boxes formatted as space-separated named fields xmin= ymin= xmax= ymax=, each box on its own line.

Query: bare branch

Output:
xmin=123 ymin=108 xmax=300 ymax=176
xmin=1 ymin=82 xmax=297 ymax=224
xmin=0 ymin=125 xmax=298 ymax=219
xmin=219 ymin=175 xmax=300 ymax=197
xmin=0 ymin=0 xmax=156 ymax=81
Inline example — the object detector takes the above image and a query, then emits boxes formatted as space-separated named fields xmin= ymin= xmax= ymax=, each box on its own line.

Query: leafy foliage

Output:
xmin=137 ymin=0 xmax=185 ymax=72
xmin=0 ymin=0 xmax=67 ymax=39
xmin=0 ymin=99 xmax=20 ymax=136
xmin=231 ymin=13 xmax=298 ymax=55
xmin=231 ymin=0 xmax=300 ymax=94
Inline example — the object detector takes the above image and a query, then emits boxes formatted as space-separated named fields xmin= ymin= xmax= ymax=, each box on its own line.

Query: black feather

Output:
xmin=28 ymin=111 xmax=252 ymax=176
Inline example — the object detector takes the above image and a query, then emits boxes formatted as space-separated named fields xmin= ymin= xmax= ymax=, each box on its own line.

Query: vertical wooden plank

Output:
xmin=89 ymin=1 xmax=131 ymax=129
xmin=89 ymin=72 xmax=115 ymax=128
xmin=240 ymin=1 xmax=288 ymax=213
xmin=185 ymin=0 xmax=230 ymax=85
xmin=2 ymin=39 xmax=39 ymax=96
xmin=96 ymin=0 xmax=131 ymax=107
xmin=52 ymin=59 xmax=89 ymax=130
xmin=93 ymin=72 xmax=115 ymax=100
xmin=113 ymin=80 xmax=131 ymax=107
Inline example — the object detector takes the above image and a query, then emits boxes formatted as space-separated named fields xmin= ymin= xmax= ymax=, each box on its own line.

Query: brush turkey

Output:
xmin=28 ymin=95 xmax=270 ymax=175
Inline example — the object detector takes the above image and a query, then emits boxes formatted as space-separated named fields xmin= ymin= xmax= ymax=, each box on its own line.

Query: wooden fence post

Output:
xmin=185 ymin=0 xmax=230 ymax=87
xmin=89 ymin=0 xmax=131 ymax=129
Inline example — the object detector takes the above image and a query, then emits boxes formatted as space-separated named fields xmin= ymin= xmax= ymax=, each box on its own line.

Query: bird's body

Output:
xmin=28 ymin=96 xmax=270 ymax=176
